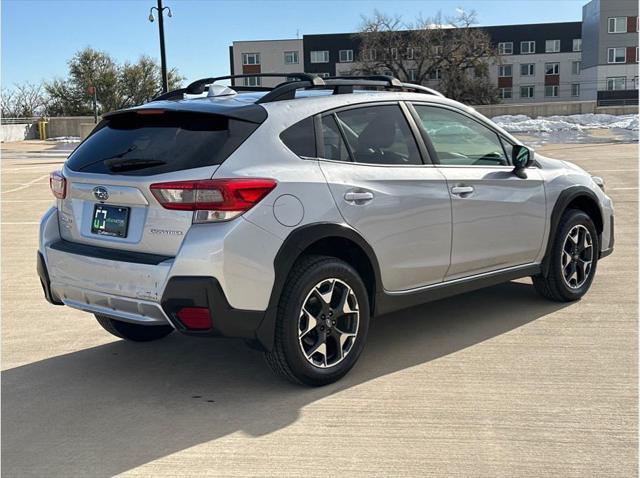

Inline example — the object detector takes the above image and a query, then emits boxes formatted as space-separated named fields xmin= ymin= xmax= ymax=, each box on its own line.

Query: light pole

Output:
xmin=148 ymin=0 xmax=172 ymax=93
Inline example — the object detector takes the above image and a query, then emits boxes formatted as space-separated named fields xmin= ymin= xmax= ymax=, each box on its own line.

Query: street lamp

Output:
xmin=148 ymin=0 xmax=173 ymax=93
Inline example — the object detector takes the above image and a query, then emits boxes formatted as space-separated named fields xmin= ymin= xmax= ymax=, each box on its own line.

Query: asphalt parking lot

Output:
xmin=1 ymin=140 xmax=637 ymax=477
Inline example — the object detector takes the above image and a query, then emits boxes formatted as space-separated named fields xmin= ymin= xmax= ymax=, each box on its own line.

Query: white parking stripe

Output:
xmin=2 ymin=175 xmax=50 ymax=194
xmin=1 ymin=222 xmax=40 ymax=225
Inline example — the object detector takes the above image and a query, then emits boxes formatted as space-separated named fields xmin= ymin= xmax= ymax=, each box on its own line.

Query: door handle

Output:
xmin=344 ymin=191 xmax=374 ymax=203
xmin=451 ymin=186 xmax=474 ymax=196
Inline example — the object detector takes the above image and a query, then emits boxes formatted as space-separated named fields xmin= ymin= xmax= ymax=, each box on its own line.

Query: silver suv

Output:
xmin=38 ymin=74 xmax=614 ymax=386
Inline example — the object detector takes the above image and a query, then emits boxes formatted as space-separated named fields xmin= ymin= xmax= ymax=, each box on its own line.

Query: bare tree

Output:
xmin=354 ymin=10 xmax=499 ymax=104
xmin=1 ymin=82 xmax=48 ymax=118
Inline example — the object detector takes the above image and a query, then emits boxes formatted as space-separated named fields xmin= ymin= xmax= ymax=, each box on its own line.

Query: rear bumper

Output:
xmin=38 ymin=243 xmax=271 ymax=347
xmin=38 ymin=206 xmax=280 ymax=349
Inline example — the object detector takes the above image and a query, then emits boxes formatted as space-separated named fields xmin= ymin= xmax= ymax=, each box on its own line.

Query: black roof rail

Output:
xmin=257 ymin=75 xmax=446 ymax=103
xmin=185 ymin=73 xmax=324 ymax=95
xmin=150 ymin=73 xmax=324 ymax=102
xmin=150 ymin=73 xmax=445 ymax=104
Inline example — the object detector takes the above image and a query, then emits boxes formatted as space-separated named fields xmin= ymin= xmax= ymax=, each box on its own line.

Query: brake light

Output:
xmin=150 ymin=178 xmax=277 ymax=222
xmin=49 ymin=170 xmax=66 ymax=199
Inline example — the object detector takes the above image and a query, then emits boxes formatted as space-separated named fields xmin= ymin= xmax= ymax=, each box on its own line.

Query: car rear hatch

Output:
xmin=56 ymin=102 xmax=266 ymax=257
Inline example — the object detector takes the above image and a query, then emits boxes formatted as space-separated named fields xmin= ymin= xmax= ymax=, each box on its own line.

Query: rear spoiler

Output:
xmin=102 ymin=102 xmax=268 ymax=124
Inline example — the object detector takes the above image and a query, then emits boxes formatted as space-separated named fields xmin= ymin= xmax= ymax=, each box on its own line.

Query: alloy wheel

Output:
xmin=561 ymin=224 xmax=593 ymax=289
xmin=297 ymin=278 xmax=360 ymax=368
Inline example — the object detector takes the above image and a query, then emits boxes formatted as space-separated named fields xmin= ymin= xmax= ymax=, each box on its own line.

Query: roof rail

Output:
xmin=400 ymin=83 xmax=445 ymax=97
xmin=151 ymin=73 xmax=445 ymax=104
xmin=150 ymin=73 xmax=324 ymax=102
xmin=257 ymin=75 xmax=446 ymax=103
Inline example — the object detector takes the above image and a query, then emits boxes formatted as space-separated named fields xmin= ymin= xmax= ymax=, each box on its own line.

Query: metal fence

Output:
xmin=1 ymin=117 xmax=41 ymax=125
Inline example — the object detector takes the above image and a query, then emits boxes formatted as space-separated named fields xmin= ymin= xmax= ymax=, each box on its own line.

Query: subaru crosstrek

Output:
xmin=38 ymin=74 xmax=614 ymax=386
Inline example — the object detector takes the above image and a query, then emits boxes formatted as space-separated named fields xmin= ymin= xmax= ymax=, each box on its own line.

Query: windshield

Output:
xmin=66 ymin=111 xmax=260 ymax=175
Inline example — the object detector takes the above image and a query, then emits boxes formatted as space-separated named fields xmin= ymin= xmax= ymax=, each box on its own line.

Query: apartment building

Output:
xmin=229 ymin=39 xmax=303 ymax=88
xmin=581 ymin=0 xmax=639 ymax=104
xmin=228 ymin=0 xmax=638 ymax=104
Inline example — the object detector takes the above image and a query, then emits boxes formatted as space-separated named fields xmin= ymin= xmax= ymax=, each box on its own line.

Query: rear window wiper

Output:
xmin=105 ymin=158 xmax=167 ymax=172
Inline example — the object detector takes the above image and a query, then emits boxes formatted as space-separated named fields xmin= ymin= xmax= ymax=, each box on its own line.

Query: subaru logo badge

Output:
xmin=93 ymin=186 xmax=109 ymax=201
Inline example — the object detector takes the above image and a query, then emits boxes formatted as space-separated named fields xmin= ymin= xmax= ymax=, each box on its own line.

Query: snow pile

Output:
xmin=46 ymin=136 xmax=81 ymax=143
xmin=491 ymin=113 xmax=638 ymax=133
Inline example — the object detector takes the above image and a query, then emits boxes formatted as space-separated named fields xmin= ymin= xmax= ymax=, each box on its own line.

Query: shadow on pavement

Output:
xmin=2 ymin=281 xmax=570 ymax=477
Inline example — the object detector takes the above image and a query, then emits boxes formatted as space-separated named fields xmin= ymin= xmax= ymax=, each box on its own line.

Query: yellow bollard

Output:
xmin=38 ymin=120 xmax=48 ymax=140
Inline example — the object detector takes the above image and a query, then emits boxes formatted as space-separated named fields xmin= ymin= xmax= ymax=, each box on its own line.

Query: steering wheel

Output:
xmin=472 ymin=152 xmax=507 ymax=166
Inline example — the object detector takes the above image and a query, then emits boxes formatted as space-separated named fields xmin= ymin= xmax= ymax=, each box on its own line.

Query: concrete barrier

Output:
xmin=1 ymin=123 xmax=38 ymax=142
xmin=79 ymin=123 xmax=96 ymax=141
xmin=474 ymin=100 xmax=638 ymax=118
xmin=46 ymin=117 xmax=99 ymax=138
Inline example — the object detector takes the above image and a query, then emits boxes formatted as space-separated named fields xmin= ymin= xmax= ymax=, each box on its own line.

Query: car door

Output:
xmin=410 ymin=103 xmax=546 ymax=280
xmin=317 ymin=102 xmax=452 ymax=292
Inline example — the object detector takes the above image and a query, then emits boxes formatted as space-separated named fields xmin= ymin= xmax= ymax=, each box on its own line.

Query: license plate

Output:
xmin=91 ymin=204 xmax=130 ymax=238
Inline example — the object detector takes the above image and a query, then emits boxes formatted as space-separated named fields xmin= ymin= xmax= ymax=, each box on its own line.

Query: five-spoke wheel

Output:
xmin=533 ymin=209 xmax=598 ymax=302
xmin=298 ymin=278 xmax=359 ymax=368
xmin=265 ymin=255 xmax=370 ymax=386
xmin=561 ymin=225 xmax=593 ymax=289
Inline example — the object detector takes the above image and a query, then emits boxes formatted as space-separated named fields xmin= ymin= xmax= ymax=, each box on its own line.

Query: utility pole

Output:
xmin=88 ymin=86 xmax=98 ymax=123
xmin=149 ymin=1 xmax=172 ymax=93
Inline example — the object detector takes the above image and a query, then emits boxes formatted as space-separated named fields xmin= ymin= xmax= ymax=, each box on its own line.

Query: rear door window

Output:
xmin=330 ymin=105 xmax=422 ymax=165
xmin=66 ymin=111 xmax=260 ymax=175
xmin=320 ymin=115 xmax=351 ymax=162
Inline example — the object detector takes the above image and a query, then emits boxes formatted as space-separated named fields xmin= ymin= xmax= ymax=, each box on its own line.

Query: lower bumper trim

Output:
xmin=37 ymin=251 xmax=63 ymax=305
xmin=161 ymin=276 xmax=267 ymax=348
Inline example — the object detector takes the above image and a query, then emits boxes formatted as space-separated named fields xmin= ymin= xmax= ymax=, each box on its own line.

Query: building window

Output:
xmin=573 ymin=39 xmax=582 ymax=52
xmin=498 ymin=42 xmax=513 ymax=55
xmin=634 ymin=77 xmax=639 ymax=90
xmin=428 ymin=69 xmax=442 ymax=80
xmin=361 ymin=49 xmax=376 ymax=61
xmin=284 ymin=51 xmax=299 ymax=64
xmin=607 ymin=47 xmax=626 ymax=64
xmin=637 ymin=47 xmax=639 ymax=62
xmin=520 ymin=85 xmax=535 ymax=98
xmin=406 ymin=47 xmax=414 ymax=60
xmin=242 ymin=53 xmax=260 ymax=65
xmin=608 ymin=17 xmax=628 ymax=33
xmin=607 ymin=77 xmax=627 ymax=90
xmin=499 ymin=87 xmax=513 ymax=99
xmin=545 ymin=39 xmax=561 ymax=53
xmin=520 ymin=63 xmax=535 ymax=76
xmin=498 ymin=64 xmax=513 ymax=77
xmin=408 ymin=69 xmax=417 ymax=81
xmin=544 ymin=85 xmax=559 ymax=97
xmin=434 ymin=45 xmax=443 ymax=55
xmin=339 ymin=50 xmax=353 ymax=63
xmin=520 ymin=41 xmax=536 ymax=54
xmin=243 ymin=76 xmax=261 ymax=87
xmin=572 ymin=61 xmax=581 ymax=75
xmin=545 ymin=63 xmax=559 ymax=75
xmin=310 ymin=50 xmax=329 ymax=63
xmin=571 ymin=83 xmax=580 ymax=97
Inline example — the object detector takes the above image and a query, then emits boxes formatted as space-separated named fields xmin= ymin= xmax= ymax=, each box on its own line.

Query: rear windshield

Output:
xmin=66 ymin=111 xmax=260 ymax=175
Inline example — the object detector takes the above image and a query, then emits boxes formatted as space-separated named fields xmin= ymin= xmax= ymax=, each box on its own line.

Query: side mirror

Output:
xmin=512 ymin=145 xmax=533 ymax=178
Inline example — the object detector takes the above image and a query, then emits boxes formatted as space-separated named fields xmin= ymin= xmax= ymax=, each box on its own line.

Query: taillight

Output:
xmin=49 ymin=170 xmax=66 ymax=199
xmin=149 ymin=178 xmax=277 ymax=223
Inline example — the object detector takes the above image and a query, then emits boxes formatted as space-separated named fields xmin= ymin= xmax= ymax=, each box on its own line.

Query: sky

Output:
xmin=2 ymin=0 xmax=587 ymax=88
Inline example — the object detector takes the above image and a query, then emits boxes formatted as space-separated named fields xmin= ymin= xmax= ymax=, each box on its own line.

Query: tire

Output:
xmin=533 ymin=209 xmax=599 ymax=302
xmin=265 ymin=255 xmax=370 ymax=386
xmin=95 ymin=315 xmax=174 ymax=342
